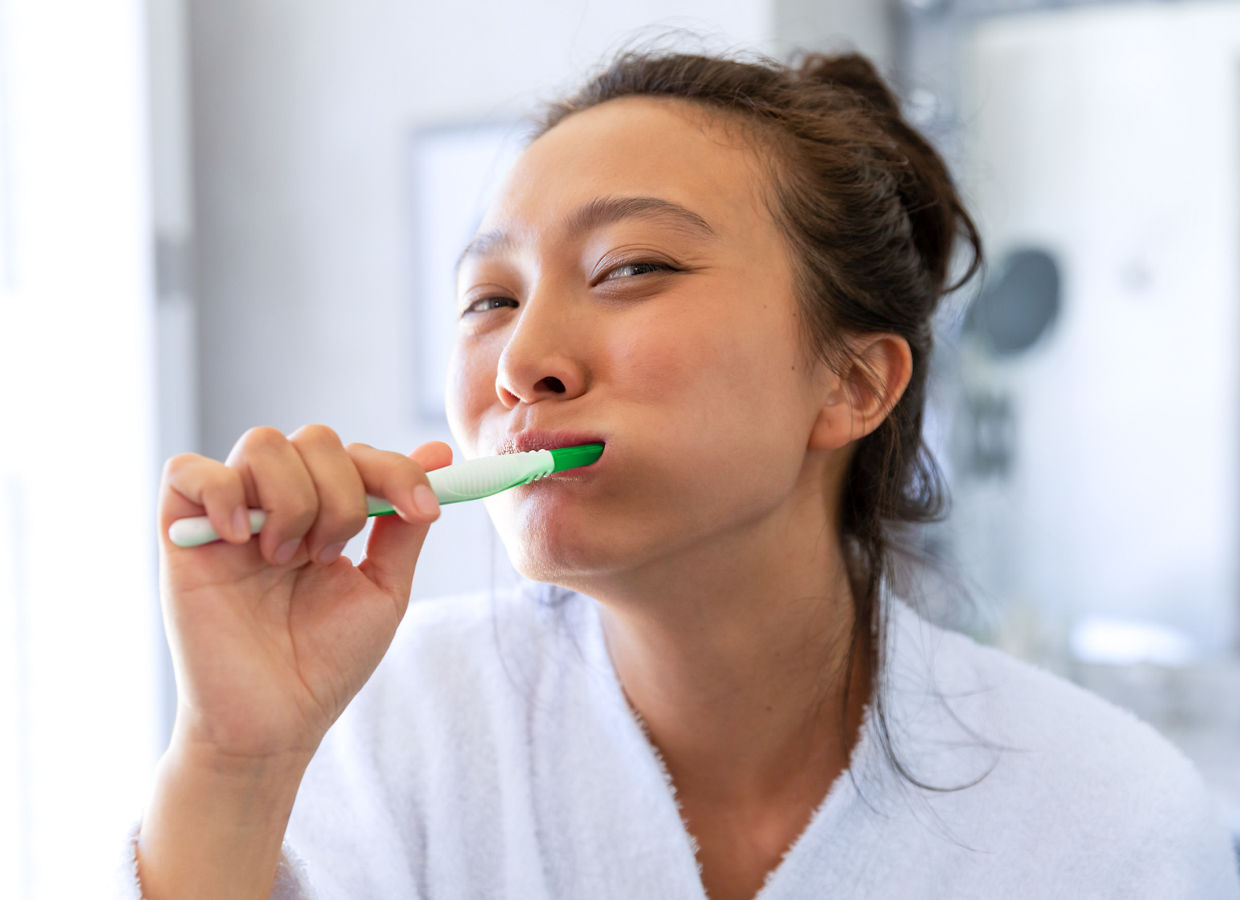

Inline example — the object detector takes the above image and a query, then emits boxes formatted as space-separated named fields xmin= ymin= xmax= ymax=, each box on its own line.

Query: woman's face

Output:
xmin=446 ymin=97 xmax=837 ymax=587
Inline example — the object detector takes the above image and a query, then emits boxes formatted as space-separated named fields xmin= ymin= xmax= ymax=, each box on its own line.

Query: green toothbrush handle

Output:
xmin=424 ymin=449 xmax=554 ymax=504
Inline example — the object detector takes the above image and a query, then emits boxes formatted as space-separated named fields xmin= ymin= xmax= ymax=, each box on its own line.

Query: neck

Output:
xmin=583 ymin=503 xmax=872 ymax=811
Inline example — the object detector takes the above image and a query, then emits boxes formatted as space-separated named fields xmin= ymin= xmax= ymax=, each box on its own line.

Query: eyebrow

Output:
xmin=455 ymin=195 xmax=717 ymax=274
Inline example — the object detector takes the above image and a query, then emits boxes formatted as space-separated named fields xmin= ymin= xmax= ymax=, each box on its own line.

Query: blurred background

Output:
xmin=0 ymin=0 xmax=1236 ymax=895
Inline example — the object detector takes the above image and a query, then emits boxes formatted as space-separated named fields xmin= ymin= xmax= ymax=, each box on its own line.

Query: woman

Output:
xmin=123 ymin=50 xmax=1240 ymax=898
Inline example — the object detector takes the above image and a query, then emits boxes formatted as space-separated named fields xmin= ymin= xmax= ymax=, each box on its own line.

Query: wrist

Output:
xmin=166 ymin=726 xmax=317 ymax=788
xmin=136 ymin=740 xmax=314 ymax=900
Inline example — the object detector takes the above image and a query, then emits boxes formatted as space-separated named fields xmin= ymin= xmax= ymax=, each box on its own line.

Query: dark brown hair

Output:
xmin=537 ymin=49 xmax=984 ymax=789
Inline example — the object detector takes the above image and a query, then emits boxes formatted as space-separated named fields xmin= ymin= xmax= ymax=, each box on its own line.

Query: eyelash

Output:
xmin=460 ymin=260 xmax=677 ymax=317
xmin=461 ymin=296 xmax=518 ymax=316
xmin=599 ymin=260 xmax=675 ymax=281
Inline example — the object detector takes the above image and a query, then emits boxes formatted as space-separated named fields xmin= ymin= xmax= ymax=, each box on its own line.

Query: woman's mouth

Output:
xmin=494 ymin=430 xmax=607 ymax=483
xmin=496 ymin=430 xmax=607 ymax=458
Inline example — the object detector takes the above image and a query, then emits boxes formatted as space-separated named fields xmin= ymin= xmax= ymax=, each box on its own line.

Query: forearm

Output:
xmin=136 ymin=741 xmax=313 ymax=900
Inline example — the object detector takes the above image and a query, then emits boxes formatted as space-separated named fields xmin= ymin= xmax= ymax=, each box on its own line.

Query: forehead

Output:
xmin=477 ymin=97 xmax=775 ymax=242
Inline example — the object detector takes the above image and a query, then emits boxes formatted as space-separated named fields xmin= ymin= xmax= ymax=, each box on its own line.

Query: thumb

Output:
xmin=357 ymin=441 xmax=453 ymax=602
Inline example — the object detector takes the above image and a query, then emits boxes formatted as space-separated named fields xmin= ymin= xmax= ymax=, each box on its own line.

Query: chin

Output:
xmin=499 ymin=519 xmax=645 ymax=596
xmin=490 ymin=491 xmax=602 ymax=574
xmin=503 ymin=535 xmax=614 ymax=590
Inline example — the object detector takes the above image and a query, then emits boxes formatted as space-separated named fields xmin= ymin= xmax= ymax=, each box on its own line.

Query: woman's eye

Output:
xmin=462 ymin=296 xmax=517 ymax=316
xmin=603 ymin=261 xmax=672 ymax=280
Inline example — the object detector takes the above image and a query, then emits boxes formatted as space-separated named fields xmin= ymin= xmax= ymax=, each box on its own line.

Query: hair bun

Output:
xmin=798 ymin=53 xmax=902 ymax=118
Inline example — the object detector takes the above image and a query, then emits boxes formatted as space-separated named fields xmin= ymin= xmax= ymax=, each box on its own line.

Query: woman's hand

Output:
xmin=157 ymin=425 xmax=451 ymax=765
xmin=138 ymin=426 xmax=449 ymax=899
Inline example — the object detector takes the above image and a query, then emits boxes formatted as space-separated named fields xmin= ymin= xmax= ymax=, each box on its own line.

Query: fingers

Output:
xmin=228 ymin=426 xmax=321 ymax=565
xmin=358 ymin=442 xmax=453 ymax=600
xmin=410 ymin=440 xmax=454 ymax=472
xmin=160 ymin=426 xmax=446 ymax=569
xmin=161 ymin=453 xmax=252 ymax=546
xmin=345 ymin=441 xmax=450 ymax=523
xmin=288 ymin=425 xmax=368 ymax=565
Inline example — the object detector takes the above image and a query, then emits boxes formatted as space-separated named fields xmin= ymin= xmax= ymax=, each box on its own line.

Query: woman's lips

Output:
xmin=494 ymin=430 xmax=607 ymax=482
xmin=496 ymin=430 xmax=606 ymax=457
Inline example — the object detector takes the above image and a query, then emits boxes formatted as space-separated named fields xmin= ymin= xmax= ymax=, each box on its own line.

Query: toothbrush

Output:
xmin=167 ymin=443 xmax=604 ymax=548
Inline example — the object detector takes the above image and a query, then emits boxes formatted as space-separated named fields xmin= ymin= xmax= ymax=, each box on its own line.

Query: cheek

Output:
xmin=610 ymin=324 xmax=691 ymax=385
xmin=650 ymin=313 xmax=803 ymax=409
xmin=444 ymin=342 xmax=496 ymax=452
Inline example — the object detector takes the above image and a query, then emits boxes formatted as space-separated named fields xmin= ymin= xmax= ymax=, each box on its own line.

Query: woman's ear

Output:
xmin=808 ymin=334 xmax=913 ymax=451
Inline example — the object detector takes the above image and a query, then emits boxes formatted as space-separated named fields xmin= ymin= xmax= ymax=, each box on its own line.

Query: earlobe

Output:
xmin=807 ymin=373 xmax=854 ymax=451
xmin=806 ymin=334 xmax=913 ymax=451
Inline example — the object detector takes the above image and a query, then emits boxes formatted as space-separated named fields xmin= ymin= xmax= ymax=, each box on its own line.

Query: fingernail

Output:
xmin=317 ymin=542 xmax=346 ymax=565
xmin=232 ymin=508 xmax=251 ymax=542
xmin=274 ymin=539 xmax=300 ymax=565
xmin=412 ymin=484 xmax=439 ymax=518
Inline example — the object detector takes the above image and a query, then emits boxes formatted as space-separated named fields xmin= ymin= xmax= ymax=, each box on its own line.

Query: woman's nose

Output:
xmin=494 ymin=293 xmax=588 ymax=409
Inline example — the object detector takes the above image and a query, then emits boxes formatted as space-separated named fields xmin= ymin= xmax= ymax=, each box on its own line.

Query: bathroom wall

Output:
xmin=181 ymin=0 xmax=893 ymax=598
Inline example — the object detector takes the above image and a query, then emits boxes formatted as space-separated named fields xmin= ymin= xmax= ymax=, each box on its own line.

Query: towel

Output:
xmin=118 ymin=584 xmax=1240 ymax=898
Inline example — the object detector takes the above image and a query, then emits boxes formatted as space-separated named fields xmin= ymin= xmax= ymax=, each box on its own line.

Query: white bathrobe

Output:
xmin=120 ymin=584 xmax=1240 ymax=898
